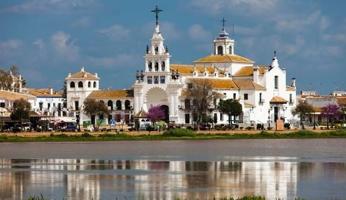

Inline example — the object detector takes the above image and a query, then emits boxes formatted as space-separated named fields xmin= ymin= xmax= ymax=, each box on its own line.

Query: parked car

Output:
xmin=61 ymin=123 xmax=77 ymax=132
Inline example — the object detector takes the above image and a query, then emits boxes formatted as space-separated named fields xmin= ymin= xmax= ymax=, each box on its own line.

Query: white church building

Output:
xmin=65 ymin=6 xmax=297 ymax=129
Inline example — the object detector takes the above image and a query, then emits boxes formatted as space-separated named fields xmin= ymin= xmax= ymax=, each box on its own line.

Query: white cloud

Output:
xmin=0 ymin=39 xmax=22 ymax=50
xmin=89 ymin=54 xmax=140 ymax=68
xmin=72 ymin=17 xmax=91 ymax=28
xmin=160 ymin=22 xmax=182 ymax=40
xmin=3 ymin=0 xmax=96 ymax=13
xmin=51 ymin=31 xmax=79 ymax=61
xmin=275 ymin=11 xmax=322 ymax=31
xmin=325 ymin=46 xmax=343 ymax=57
xmin=33 ymin=39 xmax=45 ymax=50
xmin=98 ymin=24 xmax=130 ymax=41
xmin=322 ymin=33 xmax=346 ymax=44
xmin=189 ymin=0 xmax=279 ymax=15
xmin=188 ymin=24 xmax=211 ymax=41
xmin=0 ymin=39 xmax=23 ymax=59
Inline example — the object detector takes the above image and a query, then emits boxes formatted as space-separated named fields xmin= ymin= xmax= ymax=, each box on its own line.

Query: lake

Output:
xmin=0 ymin=139 xmax=345 ymax=200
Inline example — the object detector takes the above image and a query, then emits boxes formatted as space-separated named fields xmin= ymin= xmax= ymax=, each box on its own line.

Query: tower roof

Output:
xmin=194 ymin=54 xmax=254 ymax=64
xmin=66 ymin=67 xmax=99 ymax=80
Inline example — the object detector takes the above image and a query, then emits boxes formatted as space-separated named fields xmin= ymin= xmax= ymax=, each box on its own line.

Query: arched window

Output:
xmin=107 ymin=100 xmax=113 ymax=110
xmin=78 ymin=81 xmax=83 ymax=88
xmin=116 ymin=100 xmax=122 ymax=110
xmin=217 ymin=46 xmax=223 ymax=55
xmin=229 ymin=46 xmax=233 ymax=54
xmin=148 ymin=62 xmax=152 ymax=71
xmin=125 ymin=100 xmax=131 ymax=110
xmin=155 ymin=62 xmax=159 ymax=71
xmin=70 ymin=81 xmax=75 ymax=88
xmin=88 ymin=81 xmax=91 ymax=88
xmin=93 ymin=81 xmax=97 ymax=88
xmin=274 ymin=76 xmax=279 ymax=89
xmin=155 ymin=46 xmax=159 ymax=54
xmin=161 ymin=61 xmax=165 ymax=71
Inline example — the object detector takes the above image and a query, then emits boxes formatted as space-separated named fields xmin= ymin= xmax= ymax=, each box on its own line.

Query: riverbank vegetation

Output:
xmin=1 ymin=128 xmax=346 ymax=143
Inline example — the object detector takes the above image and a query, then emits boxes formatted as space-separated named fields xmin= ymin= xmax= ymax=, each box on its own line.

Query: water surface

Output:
xmin=0 ymin=139 xmax=345 ymax=200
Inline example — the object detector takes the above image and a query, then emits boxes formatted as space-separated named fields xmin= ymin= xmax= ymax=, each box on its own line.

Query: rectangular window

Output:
xmin=0 ymin=102 xmax=5 ymax=108
xmin=160 ymin=76 xmax=165 ymax=84
xmin=74 ymin=101 xmax=79 ymax=111
xmin=220 ymin=113 xmax=224 ymax=121
xmin=188 ymin=83 xmax=193 ymax=89
xmin=259 ymin=93 xmax=262 ymax=103
xmin=233 ymin=93 xmax=236 ymax=99
xmin=289 ymin=94 xmax=293 ymax=104
xmin=185 ymin=114 xmax=190 ymax=124
xmin=244 ymin=93 xmax=248 ymax=100
xmin=47 ymin=103 xmax=51 ymax=110
xmin=147 ymin=76 xmax=152 ymax=84
xmin=154 ymin=76 xmax=159 ymax=84
xmin=274 ymin=76 xmax=279 ymax=89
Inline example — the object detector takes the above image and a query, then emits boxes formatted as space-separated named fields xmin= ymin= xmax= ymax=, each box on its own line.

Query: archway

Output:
xmin=160 ymin=105 xmax=169 ymax=122
xmin=145 ymin=87 xmax=169 ymax=121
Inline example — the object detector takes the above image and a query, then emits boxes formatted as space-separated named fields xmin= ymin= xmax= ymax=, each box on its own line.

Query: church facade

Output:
xmin=65 ymin=8 xmax=297 ymax=129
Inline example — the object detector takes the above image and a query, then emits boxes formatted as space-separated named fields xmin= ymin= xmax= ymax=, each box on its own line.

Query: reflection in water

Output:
xmin=0 ymin=158 xmax=345 ymax=200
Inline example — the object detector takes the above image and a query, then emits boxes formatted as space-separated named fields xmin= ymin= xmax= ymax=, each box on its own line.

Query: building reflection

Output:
xmin=0 ymin=158 xmax=345 ymax=200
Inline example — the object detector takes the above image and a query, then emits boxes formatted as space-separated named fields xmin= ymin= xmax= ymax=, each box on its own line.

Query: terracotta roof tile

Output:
xmin=194 ymin=54 xmax=254 ymax=64
xmin=87 ymin=89 xmax=133 ymax=99
xmin=337 ymin=97 xmax=346 ymax=106
xmin=27 ymin=88 xmax=63 ymax=97
xmin=233 ymin=79 xmax=266 ymax=90
xmin=188 ymin=78 xmax=238 ymax=90
xmin=66 ymin=70 xmax=99 ymax=80
xmin=170 ymin=64 xmax=222 ymax=76
xmin=270 ymin=96 xmax=288 ymax=104
xmin=0 ymin=90 xmax=35 ymax=101
xmin=233 ymin=66 xmax=267 ymax=77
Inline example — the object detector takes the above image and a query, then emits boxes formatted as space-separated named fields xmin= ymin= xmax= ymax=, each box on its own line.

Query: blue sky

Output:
xmin=0 ymin=0 xmax=345 ymax=94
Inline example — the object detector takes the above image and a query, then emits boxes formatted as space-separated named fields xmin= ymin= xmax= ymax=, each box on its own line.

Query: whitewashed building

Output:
xmin=65 ymin=7 xmax=297 ymax=129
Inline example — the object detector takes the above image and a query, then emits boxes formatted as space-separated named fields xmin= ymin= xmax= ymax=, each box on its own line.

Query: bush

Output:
xmin=163 ymin=128 xmax=195 ymax=137
xmin=81 ymin=132 xmax=92 ymax=137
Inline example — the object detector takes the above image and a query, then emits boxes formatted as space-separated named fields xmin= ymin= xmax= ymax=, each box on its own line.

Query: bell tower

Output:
xmin=213 ymin=18 xmax=235 ymax=55
xmin=144 ymin=5 xmax=171 ymax=74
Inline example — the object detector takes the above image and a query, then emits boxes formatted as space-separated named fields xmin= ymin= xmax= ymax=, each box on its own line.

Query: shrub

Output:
xmin=55 ymin=133 xmax=68 ymax=137
xmin=163 ymin=128 xmax=195 ymax=137
xmin=81 ymin=132 xmax=92 ymax=137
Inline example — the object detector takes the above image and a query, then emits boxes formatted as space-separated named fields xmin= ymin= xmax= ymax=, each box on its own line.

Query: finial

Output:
xmin=274 ymin=50 xmax=277 ymax=57
xmin=81 ymin=67 xmax=85 ymax=72
xmin=165 ymin=45 xmax=168 ymax=53
xmin=146 ymin=45 xmax=149 ymax=53
xmin=151 ymin=5 xmax=163 ymax=26
xmin=222 ymin=17 xmax=226 ymax=31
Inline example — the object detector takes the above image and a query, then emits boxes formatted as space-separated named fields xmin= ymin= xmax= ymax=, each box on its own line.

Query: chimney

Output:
xmin=49 ymin=88 xmax=53 ymax=95
xmin=253 ymin=65 xmax=259 ymax=83
xmin=68 ymin=73 xmax=71 ymax=77
xmin=291 ymin=78 xmax=296 ymax=88
xmin=95 ymin=73 xmax=98 ymax=78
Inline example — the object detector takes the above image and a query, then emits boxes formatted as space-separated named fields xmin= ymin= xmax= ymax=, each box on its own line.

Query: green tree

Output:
xmin=11 ymin=98 xmax=31 ymax=126
xmin=84 ymin=99 xmax=109 ymax=129
xmin=293 ymin=101 xmax=314 ymax=129
xmin=218 ymin=99 xmax=243 ymax=127
xmin=186 ymin=79 xmax=220 ymax=128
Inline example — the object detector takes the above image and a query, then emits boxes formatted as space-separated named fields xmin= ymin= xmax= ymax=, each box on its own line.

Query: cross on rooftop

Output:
xmin=222 ymin=17 xmax=226 ymax=30
xmin=151 ymin=5 xmax=163 ymax=25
